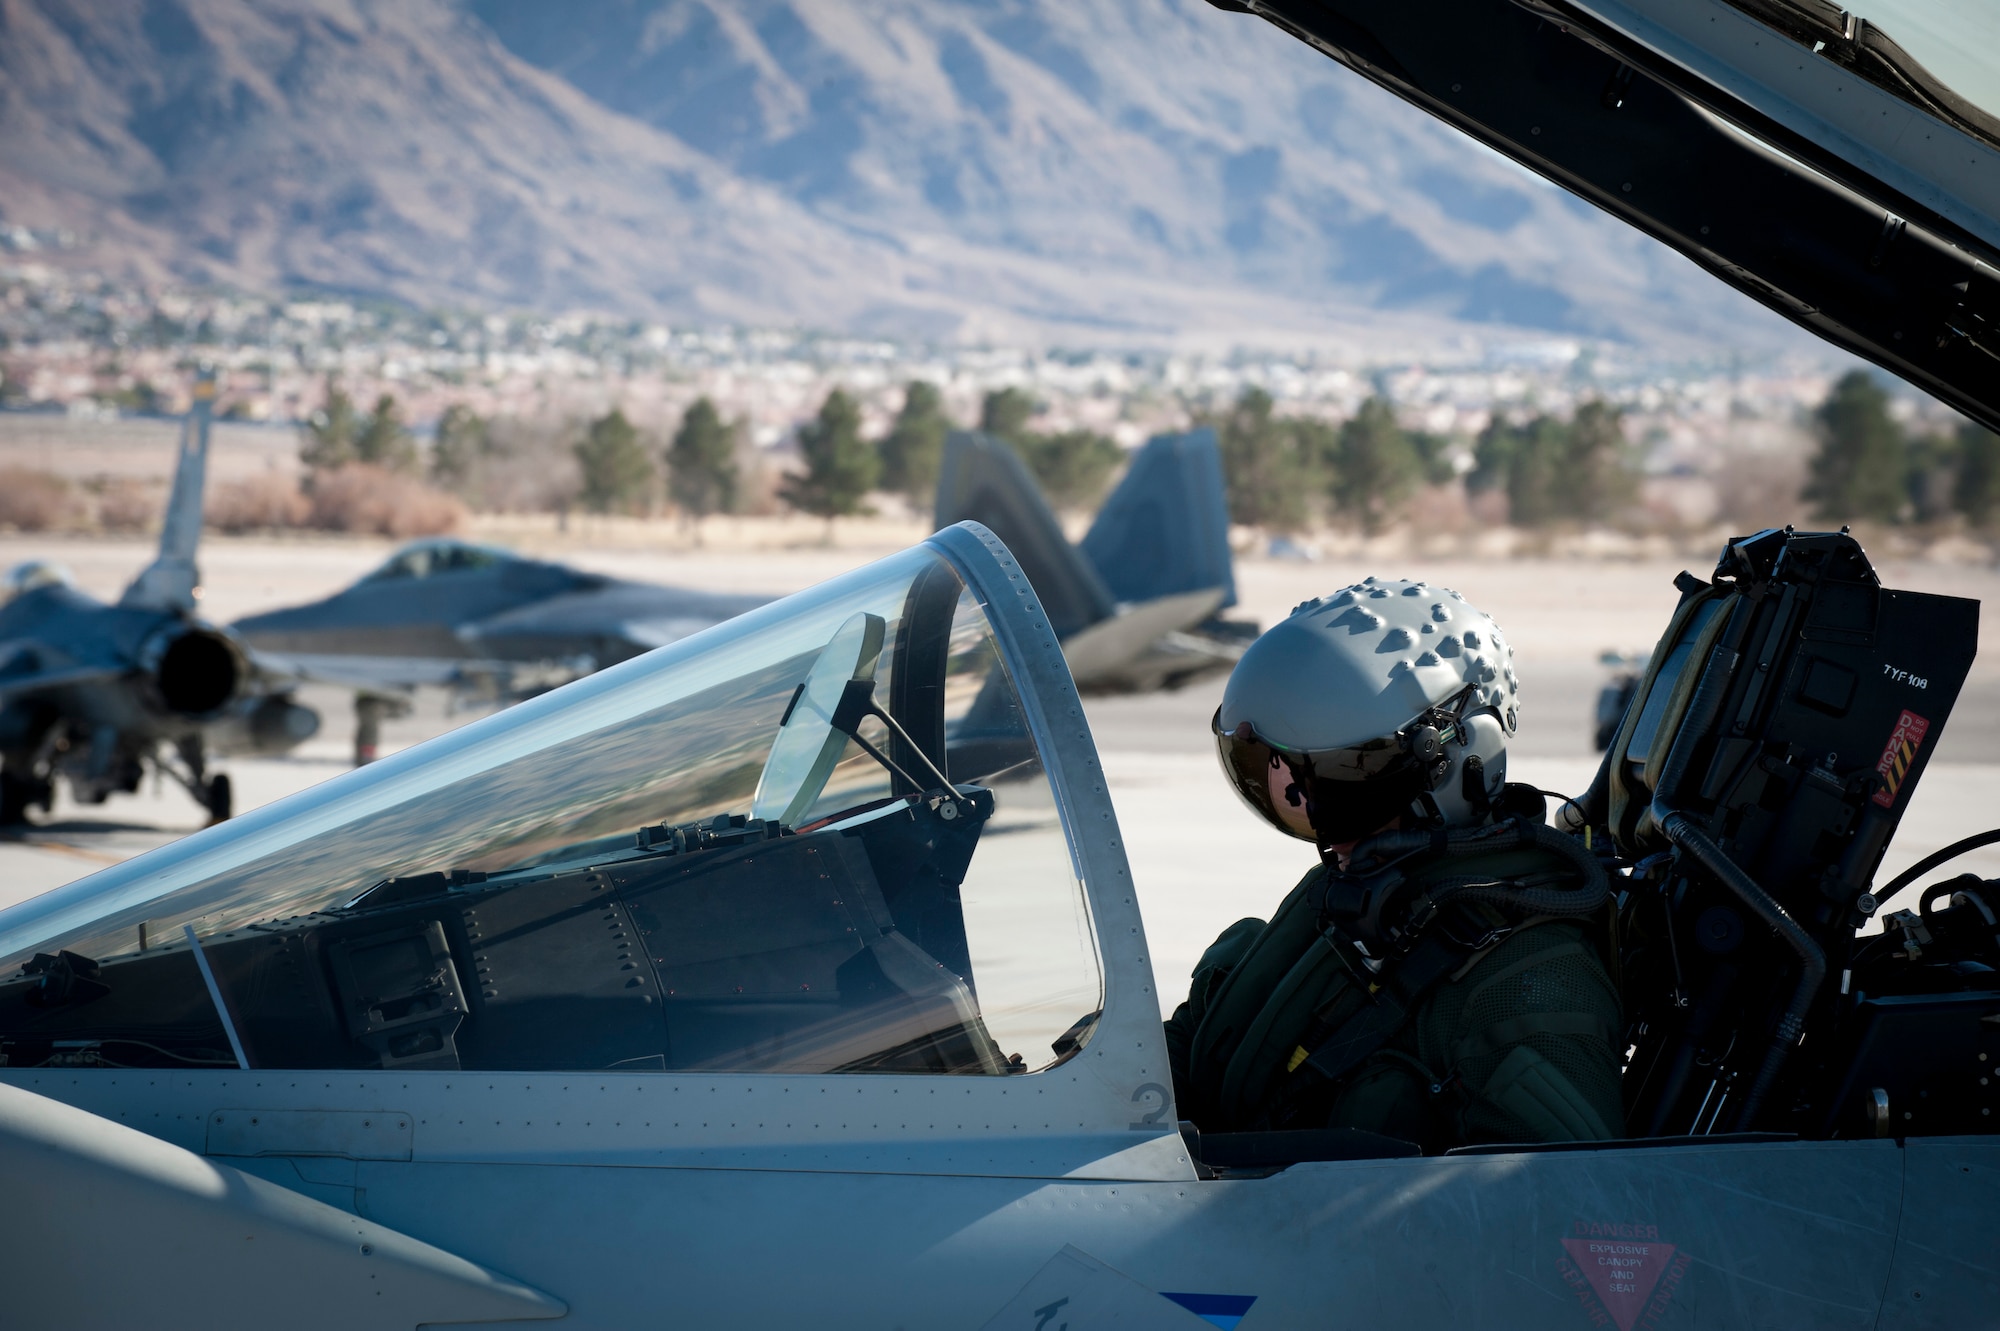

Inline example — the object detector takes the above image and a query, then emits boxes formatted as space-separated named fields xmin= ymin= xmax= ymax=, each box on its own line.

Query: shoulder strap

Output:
xmin=1293 ymin=934 xmax=1465 ymax=1085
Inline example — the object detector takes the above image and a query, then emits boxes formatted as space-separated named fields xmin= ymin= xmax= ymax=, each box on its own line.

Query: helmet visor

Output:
xmin=1213 ymin=695 xmax=1467 ymax=845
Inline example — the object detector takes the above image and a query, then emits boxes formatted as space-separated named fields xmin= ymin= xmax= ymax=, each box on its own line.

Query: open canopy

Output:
xmin=1218 ymin=0 xmax=2000 ymax=428
xmin=0 ymin=530 xmax=1105 ymax=1078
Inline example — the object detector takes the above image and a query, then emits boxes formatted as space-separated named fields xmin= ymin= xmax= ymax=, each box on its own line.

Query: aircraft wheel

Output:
xmin=0 ymin=771 xmax=35 ymax=826
xmin=205 ymin=773 xmax=233 ymax=823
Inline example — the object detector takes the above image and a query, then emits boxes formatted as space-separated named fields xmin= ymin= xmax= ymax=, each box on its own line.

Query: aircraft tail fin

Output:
xmin=1078 ymin=427 xmax=1237 ymax=610
xmin=935 ymin=431 xmax=1115 ymax=638
xmin=120 ymin=367 xmax=215 ymax=613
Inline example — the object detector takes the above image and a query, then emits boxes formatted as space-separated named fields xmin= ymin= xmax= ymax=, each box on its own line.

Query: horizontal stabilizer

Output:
xmin=1062 ymin=587 xmax=1225 ymax=688
xmin=936 ymin=431 xmax=1115 ymax=638
xmin=251 ymin=649 xmax=473 ymax=690
xmin=1080 ymin=427 xmax=1237 ymax=610
xmin=0 ymin=1081 xmax=564 ymax=1328
xmin=0 ymin=660 xmax=124 ymax=702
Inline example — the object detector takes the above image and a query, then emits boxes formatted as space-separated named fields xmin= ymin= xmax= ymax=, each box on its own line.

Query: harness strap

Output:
xmin=1457 ymin=940 xmax=1594 ymax=1005
xmin=1451 ymin=1011 xmax=1615 ymax=1067
xmin=1294 ymin=935 xmax=1463 ymax=1084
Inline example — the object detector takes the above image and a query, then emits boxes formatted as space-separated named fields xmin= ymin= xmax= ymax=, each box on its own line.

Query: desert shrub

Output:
xmin=0 ymin=469 xmax=82 ymax=532
xmin=307 ymin=464 xmax=466 ymax=537
xmin=92 ymin=477 xmax=159 ymax=533
xmin=209 ymin=474 xmax=311 ymax=533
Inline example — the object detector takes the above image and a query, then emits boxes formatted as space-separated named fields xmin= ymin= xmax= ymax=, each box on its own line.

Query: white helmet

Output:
xmin=1214 ymin=576 xmax=1520 ymax=846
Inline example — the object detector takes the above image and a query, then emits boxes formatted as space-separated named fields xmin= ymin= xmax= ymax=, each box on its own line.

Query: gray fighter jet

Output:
xmin=0 ymin=517 xmax=1994 ymax=1328
xmin=935 ymin=428 xmax=1254 ymax=693
xmin=233 ymin=538 xmax=770 ymax=706
xmin=6 ymin=4 xmax=2000 ymax=1327
xmin=0 ymin=371 xmax=319 ymax=824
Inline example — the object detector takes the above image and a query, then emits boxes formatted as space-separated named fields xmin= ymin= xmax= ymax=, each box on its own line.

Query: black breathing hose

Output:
xmin=1353 ymin=818 xmax=1612 ymax=920
xmin=1872 ymin=827 xmax=2000 ymax=912
xmin=1647 ymin=644 xmax=1826 ymax=1132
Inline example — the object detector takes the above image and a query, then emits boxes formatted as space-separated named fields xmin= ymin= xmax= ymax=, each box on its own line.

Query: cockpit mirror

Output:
xmin=752 ymin=611 xmax=887 ymax=826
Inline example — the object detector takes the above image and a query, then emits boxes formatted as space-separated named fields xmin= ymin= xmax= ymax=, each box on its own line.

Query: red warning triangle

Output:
xmin=1561 ymin=1238 xmax=1676 ymax=1331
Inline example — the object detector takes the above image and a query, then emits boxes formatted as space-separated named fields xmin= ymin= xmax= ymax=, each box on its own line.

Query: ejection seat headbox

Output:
xmin=1591 ymin=528 xmax=1976 ymax=918
xmin=1589 ymin=528 xmax=1980 ymax=1139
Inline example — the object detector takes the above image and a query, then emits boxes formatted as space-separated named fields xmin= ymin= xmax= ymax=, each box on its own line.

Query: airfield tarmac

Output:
xmin=2 ymin=534 xmax=1998 ymax=990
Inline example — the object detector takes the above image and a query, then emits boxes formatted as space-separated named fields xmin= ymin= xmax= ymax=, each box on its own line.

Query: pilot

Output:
xmin=1165 ymin=578 xmax=1625 ymax=1151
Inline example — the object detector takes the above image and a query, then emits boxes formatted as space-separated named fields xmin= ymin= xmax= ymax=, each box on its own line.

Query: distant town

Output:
xmin=0 ymin=262 xmax=1990 ymax=554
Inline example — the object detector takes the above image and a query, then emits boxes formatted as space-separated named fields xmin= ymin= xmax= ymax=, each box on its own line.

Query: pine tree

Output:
xmin=1552 ymin=398 xmax=1637 ymax=524
xmin=1906 ymin=431 xmax=1961 ymax=524
xmin=573 ymin=409 xmax=655 ymax=515
xmin=666 ymin=397 xmax=740 ymax=526
xmin=979 ymin=387 xmax=1036 ymax=446
xmin=1470 ymin=414 xmax=1566 ymax=528
xmin=1955 ymin=422 xmax=2000 ymax=528
xmin=1212 ymin=387 xmax=1319 ymax=531
xmin=782 ymin=390 xmax=878 ymax=533
xmin=430 ymin=404 xmax=489 ymax=494
xmin=1330 ymin=396 xmax=1420 ymax=534
xmin=300 ymin=377 xmax=359 ymax=473
xmin=1469 ymin=407 xmax=1634 ymax=529
xmin=880 ymin=381 xmax=951 ymax=505
xmin=1016 ymin=429 xmax=1124 ymax=509
xmin=353 ymin=393 xmax=418 ymax=472
xmin=1805 ymin=371 xmax=1906 ymax=524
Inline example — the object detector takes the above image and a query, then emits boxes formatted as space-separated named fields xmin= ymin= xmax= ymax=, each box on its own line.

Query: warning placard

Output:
xmin=1558 ymin=1221 xmax=1691 ymax=1331
xmin=1872 ymin=709 xmax=1931 ymax=808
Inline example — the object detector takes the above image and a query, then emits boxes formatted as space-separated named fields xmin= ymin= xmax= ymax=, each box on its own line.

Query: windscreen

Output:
xmin=0 ymin=544 xmax=1102 ymax=1076
xmin=1844 ymin=0 xmax=1999 ymax=126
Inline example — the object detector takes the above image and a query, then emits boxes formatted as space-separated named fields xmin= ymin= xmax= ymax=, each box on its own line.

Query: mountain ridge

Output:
xmin=0 ymin=0 xmax=1808 ymax=352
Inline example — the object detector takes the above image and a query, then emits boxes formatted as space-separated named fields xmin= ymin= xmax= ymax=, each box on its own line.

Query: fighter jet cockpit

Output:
xmin=357 ymin=539 xmax=511 ymax=583
xmin=0 ymin=560 xmax=76 ymax=607
xmin=0 ymin=535 xmax=1104 ymax=1078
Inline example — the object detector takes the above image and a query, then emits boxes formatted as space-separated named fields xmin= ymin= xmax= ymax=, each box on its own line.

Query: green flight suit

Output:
xmin=1164 ymin=841 xmax=1625 ymax=1152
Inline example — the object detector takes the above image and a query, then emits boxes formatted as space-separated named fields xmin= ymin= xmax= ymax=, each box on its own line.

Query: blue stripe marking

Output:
xmin=1161 ymin=1291 xmax=1257 ymax=1329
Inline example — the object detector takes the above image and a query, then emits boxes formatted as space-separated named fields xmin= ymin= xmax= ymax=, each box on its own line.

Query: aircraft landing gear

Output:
xmin=0 ymin=766 xmax=50 ymax=826
xmin=353 ymin=692 xmax=412 ymax=766
xmin=167 ymin=736 xmax=232 ymax=824
xmin=204 ymin=773 xmax=232 ymax=823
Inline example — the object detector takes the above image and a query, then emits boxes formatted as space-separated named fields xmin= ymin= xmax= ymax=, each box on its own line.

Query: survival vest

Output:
xmin=1165 ymin=813 xmax=1625 ymax=1150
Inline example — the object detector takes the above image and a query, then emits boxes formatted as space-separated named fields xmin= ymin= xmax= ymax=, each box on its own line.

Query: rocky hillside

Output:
xmin=0 ymin=0 xmax=1802 ymax=350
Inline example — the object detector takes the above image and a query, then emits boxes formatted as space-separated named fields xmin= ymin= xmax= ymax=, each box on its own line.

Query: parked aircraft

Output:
xmin=0 ymin=370 xmax=318 ymax=824
xmin=935 ymin=428 xmax=1254 ymax=693
xmin=6 ymin=2 xmax=2000 ymax=1326
xmin=233 ymin=538 xmax=770 ymax=703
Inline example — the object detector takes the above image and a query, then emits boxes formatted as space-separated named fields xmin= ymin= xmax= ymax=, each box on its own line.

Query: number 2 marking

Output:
xmin=1130 ymin=1081 xmax=1170 ymax=1129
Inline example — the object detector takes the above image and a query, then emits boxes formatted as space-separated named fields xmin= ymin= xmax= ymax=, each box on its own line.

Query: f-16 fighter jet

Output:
xmin=233 ymin=538 xmax=770 ymax=701
xmin=0 ymin=370 xmax=318 ymax=823
xmin=233 ymin=538 xmax=770 ymax=759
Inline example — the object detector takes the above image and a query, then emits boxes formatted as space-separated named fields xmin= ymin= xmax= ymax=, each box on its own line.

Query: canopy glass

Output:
xmin=0 ymin=540 xmax=1102 ymax=1076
